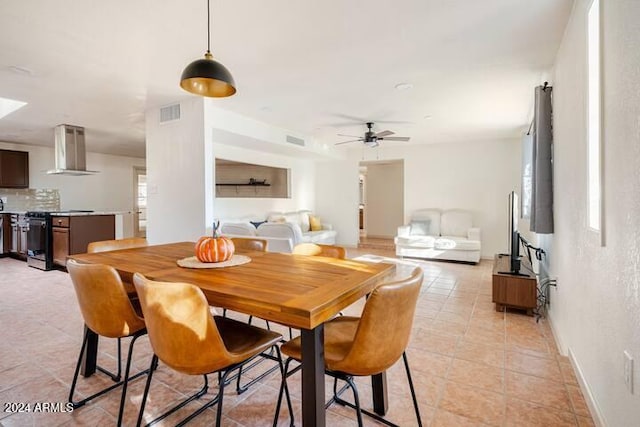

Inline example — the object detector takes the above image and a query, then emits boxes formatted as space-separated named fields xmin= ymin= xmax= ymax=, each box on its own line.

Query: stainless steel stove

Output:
xmin=25 ymin=210 xmax=93 ymax=270
xmin=25 ymin=211 xmax=54 ymax=270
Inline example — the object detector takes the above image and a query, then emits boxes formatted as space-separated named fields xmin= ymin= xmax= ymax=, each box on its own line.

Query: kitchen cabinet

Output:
xmin=52 ymin=215 xmax=115 ymax=267
xmin=1 ymin=214 xmax=11 ymax=254
xmin=0 ymin=149 xmax=29 ymax=188
xmin=9 ymin=214 xmax=28 ymax=257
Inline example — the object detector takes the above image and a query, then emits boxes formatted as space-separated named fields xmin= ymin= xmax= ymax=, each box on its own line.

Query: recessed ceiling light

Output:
xmin=423 ymin=115 xmax=432 ymax=120
xmin=394 ymin=83 xmax=413 ymax=91
xmin=0 ymin=97 xmax=27 ymax=119
xmin=7 ymin=65 xmax=34 ymax=76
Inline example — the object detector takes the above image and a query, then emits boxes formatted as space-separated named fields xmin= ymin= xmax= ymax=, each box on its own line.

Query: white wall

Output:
xmin=316 ymin=139 xmax=521 ymax=256
xmin=315 ymin=159 xmax=360 ymax=247
xmin=543 ymin=1 xmax=640 ymax=425
xmin=212 ymin=144 xmax=315 ymax=221
xmin=0 ymin=141 xmax=144 ymax=237
xmin=145 ymin=99 xmax=321 ymax=242
xmin=145 ymin=98 xmax=209 ymax=244
xmin=364 ymin=161 xmax=404 ymax=238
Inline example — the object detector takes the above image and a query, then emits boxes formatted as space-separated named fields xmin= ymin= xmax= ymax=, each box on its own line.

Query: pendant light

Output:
xmin=180 ymin=0 xmax=236 ymax=97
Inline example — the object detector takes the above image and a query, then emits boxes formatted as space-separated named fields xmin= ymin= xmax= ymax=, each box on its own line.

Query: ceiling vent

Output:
xmin=285 ymin=135 xmax=305 ymax=146
xmin=46 ymin=124 xmax=99 ymax=175
xmin=160 ymin=103 xmax=181 ymax=123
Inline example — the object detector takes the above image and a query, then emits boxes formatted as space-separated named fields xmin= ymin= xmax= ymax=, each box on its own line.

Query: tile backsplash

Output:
xmin=0 ymin=188 xmax=60 ymax=212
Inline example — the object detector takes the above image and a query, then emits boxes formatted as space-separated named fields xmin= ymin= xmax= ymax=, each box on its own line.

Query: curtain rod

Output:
xmin=527 ymin=82 xmax=553 ymax=135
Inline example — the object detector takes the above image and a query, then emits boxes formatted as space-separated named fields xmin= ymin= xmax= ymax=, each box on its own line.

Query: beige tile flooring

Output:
xmin=0 ymin=251 xmax=595 ymax=426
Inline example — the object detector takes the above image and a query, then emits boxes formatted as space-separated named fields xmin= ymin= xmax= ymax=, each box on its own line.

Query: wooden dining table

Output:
xmin=70 ymin=242 xmax=396 ymax=426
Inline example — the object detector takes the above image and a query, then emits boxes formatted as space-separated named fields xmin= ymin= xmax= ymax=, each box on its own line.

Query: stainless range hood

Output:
xmin=46 ymin=124 xmax=99 ymax=175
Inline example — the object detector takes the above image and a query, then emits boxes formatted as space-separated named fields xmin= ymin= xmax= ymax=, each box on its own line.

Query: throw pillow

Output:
xmin=249 ymin=220 xmax=267 ymax=229
xmin=309 ymin=215 xmax=322 ymax=231
xmin=410 ymin=220 xmax=431 ymax=236
xmin=269 ymin=216 xmax=286 ymax=223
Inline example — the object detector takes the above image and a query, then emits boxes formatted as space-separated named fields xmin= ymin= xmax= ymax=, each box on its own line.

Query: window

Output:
xmin=521 ymin=134 xmax=533 ymax=219
xmin=587 ymin=0 xmax=601 ymax=232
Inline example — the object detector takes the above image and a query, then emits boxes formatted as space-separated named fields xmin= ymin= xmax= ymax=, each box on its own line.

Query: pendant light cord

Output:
xmin=207 ymin=0 xmax=211 ymax=54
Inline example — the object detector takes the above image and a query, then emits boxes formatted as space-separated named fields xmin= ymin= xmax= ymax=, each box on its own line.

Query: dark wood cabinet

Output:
xmin=52 ymin=215 xmax=115 ymax=267
xmin=492 ymin=254 xmax=537 ymax=315
xmin=1 ymin=214 xmax=11 ymax=254
xmin=0 ymin=149 xmax=29 ymax=188
xmin=52 ymin=227 xmax=70 ymax=266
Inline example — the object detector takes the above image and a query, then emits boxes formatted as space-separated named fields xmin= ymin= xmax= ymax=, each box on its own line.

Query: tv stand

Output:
xmin=492 ymin=254 xmax=537 ymax=315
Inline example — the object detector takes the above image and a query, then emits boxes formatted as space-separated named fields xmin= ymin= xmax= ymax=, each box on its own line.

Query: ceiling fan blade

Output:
xmin=335 ymin=139 xmax=363 ymax=145
xmin=331 ymin=113 xmax=368 ymax=123
xmin=376 ymin=130 xmax=394 ymax=137
xmin=337 ymin=133 xmax=361 ymax=138
xmin=379 ymin=137 xmax=411 ymax=142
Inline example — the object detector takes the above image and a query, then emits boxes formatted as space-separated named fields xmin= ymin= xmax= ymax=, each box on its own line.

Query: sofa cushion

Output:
xmin=394 ymin=235 xmax=436 ymax=248
xmin=440 ymin=210 xmax=473 ymax=237
xmin=220 ymin=222 xmax=257 ymax=236
xmin=300 ymin=230 xmax=338 ymax=245
xmin=435 ymin=236 xmax=481 ymax=251
xmin=298 ymin=210 xmax=312 ymax=232
xmin=411 ymin=209 xmax=441 ymax=236
xmin=257 ymin=222 xmax=304 ymax=243
xmin=309 ymin=214 xmax=322 ymax=232
xmin=409 ymin=220 xmax=431 ymax=236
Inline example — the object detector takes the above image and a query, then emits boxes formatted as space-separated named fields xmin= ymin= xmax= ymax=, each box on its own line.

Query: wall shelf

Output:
xmin=216 ymin=183 xmax=271 ymax=187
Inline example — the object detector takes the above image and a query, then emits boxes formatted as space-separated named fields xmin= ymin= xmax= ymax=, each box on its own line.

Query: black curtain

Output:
xmin=530 ymin=85 xmax=554 ymax=234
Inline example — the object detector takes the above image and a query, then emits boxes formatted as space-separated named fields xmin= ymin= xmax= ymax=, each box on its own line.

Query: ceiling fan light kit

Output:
xmin=180 ymin=0 xmax=236 ymax=98
xmin=335 ymin=122 xmax=410 ymax=147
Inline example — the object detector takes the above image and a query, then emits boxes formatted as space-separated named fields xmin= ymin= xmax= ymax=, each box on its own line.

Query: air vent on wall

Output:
xmin=160 ymin=103 xmax=181 ymax=123
xmin=285 ymin=135 xmax=305 ymax=146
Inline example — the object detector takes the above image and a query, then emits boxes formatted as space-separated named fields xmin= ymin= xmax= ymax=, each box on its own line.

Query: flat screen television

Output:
xmin=506 ymin=191 xmax=522 ymax=274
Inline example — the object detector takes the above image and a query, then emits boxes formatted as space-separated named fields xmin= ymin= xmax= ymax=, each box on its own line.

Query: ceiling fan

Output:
xmin=335 ymin=122 xmax=410 ymax=148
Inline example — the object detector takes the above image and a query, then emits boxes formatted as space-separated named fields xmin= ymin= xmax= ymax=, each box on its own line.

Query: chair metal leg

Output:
xmin=273 ymin=356 xmax=295 ymax=427
xmin=69 ymin=329 xmax=148 ymax=412
xmin=141 ymin=371 xmax=209 ymax=427
xmin=235 ymin=346 xmax=280 ymax=395
xmin=97 ymin=337 xmax=122 ymax=381
xmin=330 ymin=374 xmax=400 ymax=427
xmin=344 ymin=376 xmax=364 ymax=427
xmin=403 ymin=352 xmax=423 ymax=427
xmin=117 ymin=332 xmax=145 ymax=426
xmin=136 ymin=355 xmax=157 ymax=427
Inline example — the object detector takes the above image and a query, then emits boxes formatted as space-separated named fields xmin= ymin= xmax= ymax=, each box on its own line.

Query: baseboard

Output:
xmin=547 ymin=309 xmax=567 ymax=355
xmin=568 ymin=348 xmax=608 ymax=427
xmin=547 ymin=313 xmax=607 ymax=426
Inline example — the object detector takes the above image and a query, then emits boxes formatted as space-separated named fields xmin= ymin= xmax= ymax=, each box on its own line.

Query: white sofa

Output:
xmin=220 ymin=210 xmax=337 ymax=253
xmin=394 ymin=209 xmax=481 ymax=263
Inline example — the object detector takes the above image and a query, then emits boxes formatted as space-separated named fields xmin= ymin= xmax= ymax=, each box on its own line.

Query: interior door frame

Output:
xmin=133 ymin=166 xmax=147 ymax=238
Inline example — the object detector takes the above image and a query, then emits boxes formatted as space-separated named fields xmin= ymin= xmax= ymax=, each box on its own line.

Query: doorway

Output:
xmin=133 ymin=167 xmax=147 ymax=238
xmin=358 ymin=160 xmax=404 ymax=248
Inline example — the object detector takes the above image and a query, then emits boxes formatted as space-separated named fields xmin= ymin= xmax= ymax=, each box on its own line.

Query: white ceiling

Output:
xmin=0 ymin=0 xmax=573 ymax=158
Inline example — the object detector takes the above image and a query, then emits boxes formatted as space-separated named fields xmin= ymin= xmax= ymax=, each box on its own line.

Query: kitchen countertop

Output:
xmin=50 ymin=211 xmax=130 ymax=216
xmin=0 ymin=210 xmax=27 ymax=215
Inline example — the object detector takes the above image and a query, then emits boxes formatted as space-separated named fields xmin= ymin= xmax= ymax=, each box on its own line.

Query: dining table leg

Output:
xmin=372 ymin=372 xmax=389 ymax=415
xmin=80 ymin=326 xmax=99 ymax=377
xmin=300 ymin=324 xmax=325 ymax=427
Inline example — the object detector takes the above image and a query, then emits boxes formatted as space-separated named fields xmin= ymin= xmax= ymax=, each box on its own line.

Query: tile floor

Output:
xmin=0 ymin=251 xmax=595 ymax=426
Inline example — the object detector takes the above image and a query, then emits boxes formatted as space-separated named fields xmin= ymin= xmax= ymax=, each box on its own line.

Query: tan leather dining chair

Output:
xmin=133 ymin=273 xmax=292 ymax=427
xmin=292 ymin=242 xmax=346 ymax=259
xmin=66 ymin=260 xmax=149 ymax=426
xmin=87 ymin=237 xmax=148 ymax=253
xmin=230 ymin=237 xmax=268 ymax=252
xmin=87 ymin=237 xmax=148 ymax=294
xmin=274 ymin=268 xmax=424 ymax=427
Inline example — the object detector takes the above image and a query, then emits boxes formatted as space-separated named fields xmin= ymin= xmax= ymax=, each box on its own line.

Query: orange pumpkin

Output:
xmin=195 ymin=220 xmax=235 ymax=263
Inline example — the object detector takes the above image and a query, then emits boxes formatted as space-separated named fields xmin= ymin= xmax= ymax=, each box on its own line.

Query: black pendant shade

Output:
xmin=180 ymin=52 xmax=236 ymax=97
xmin=179 ymin=0 xmax=236 ymax=98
